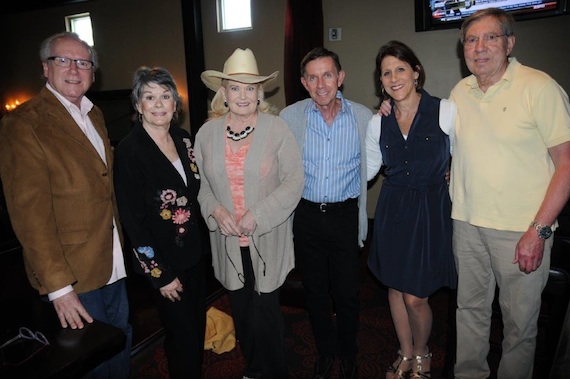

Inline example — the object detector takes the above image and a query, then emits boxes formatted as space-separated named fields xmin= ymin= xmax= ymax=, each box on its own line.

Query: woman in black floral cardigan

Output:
xmin=114 ymin=66 xmax=206 ymax=379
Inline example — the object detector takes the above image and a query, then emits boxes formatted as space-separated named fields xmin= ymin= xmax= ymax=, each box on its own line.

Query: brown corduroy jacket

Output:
xmin=0 ymin=86 xmax=122 ymax=295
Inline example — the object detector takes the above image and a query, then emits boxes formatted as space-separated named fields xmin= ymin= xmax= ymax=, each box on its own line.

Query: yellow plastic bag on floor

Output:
xmin=204 ymin=306 xmax=236 ymax=354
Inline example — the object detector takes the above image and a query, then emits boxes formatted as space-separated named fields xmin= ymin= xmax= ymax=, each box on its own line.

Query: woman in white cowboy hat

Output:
xmin=194 ymin=48 xmax=304 ymax=379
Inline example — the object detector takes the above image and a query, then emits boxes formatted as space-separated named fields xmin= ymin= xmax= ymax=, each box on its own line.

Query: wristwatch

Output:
xmin=530 ymin=221 xmax=553 ymax=239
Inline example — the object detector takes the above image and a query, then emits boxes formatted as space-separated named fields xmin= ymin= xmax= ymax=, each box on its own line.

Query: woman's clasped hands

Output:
xmin=212 ymin=205 xmax=257 ymax=237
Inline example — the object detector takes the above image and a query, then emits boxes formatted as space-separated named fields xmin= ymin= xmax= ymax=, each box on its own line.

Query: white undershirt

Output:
xmin=172 ymin=158 xmax=187 ymax=185
xmin=365 ymin=98 xmax=457 ymax=181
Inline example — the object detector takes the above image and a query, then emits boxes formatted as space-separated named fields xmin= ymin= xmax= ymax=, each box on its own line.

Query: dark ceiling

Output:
xmin=0 ymin=0 xmax=91 ymax=15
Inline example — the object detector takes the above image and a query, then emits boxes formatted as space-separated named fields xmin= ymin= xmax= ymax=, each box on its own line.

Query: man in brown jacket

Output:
xmin=0 ymin=32 xmax=131 ymax=378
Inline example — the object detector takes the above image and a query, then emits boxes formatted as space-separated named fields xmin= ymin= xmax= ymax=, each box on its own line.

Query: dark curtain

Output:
xmin=284 ymin=0 xmax=324 ymax=106
xmin=181 ymin=0 xmax=208 ymax=136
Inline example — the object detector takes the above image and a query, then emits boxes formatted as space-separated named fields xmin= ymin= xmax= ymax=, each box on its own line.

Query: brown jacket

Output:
xmin=0 ymin=87 xmax=122 ymax=295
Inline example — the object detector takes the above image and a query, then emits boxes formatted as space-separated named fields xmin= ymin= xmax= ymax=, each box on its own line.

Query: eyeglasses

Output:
xmin=47 ymin=56 xmax=94 ymax=70
xmin=0 ymin=327 xmax=50 ymax=366
xmin=0 ymin=327 xmax=50 ymax=350
xmin=463 ymin=33 xmax=506 ymax=47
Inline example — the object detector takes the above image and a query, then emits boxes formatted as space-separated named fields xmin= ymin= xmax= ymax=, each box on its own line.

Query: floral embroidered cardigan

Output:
xmin=114 ymin=123 xmax=203 ymax=289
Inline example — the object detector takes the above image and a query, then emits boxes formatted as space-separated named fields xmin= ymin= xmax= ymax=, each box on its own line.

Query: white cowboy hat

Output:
xmin=201 ymin=48 xmax=279 ymax=91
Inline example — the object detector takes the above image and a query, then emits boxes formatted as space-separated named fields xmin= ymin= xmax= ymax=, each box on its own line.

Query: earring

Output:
xmin=257 ymin=99 xmax=260 ymax=106
xmin=138 ymin=113 xmax=143 ymax=123
xmin=414 ymin=79 xmax=419 ymax=88
xmin=224 ymin=101 xmax=228 ymax=107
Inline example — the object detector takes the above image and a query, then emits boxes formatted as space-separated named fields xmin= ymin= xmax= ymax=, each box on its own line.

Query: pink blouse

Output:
xmin=225 ymin=140 xmax=250 ymax=246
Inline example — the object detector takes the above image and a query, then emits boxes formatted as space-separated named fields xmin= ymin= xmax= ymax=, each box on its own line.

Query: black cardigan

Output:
xmin=114 ymin=123 xmax=203 ymax=288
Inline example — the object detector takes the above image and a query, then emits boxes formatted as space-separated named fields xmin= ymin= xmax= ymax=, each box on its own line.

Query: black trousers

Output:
xmin=293 ymin=199 xmax=360 ymax=359
xmin=152 ymin=257 xmax=207 ymax=379
xmin=228 ymin=247 xmax=288 ymax=379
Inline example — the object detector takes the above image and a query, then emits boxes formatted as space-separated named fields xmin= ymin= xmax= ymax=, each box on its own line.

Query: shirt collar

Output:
xmin=465 ymin=57 xmax=519 ymax=90
xmin=46 ymin=82 xmax=94 ymax=117
xmin=307 ymin=90 xmax=346 ymax=114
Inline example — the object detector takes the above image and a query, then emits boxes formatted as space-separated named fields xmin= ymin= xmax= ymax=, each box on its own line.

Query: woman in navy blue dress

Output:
xmin=365 ymin=41 xmax=457 ymax=379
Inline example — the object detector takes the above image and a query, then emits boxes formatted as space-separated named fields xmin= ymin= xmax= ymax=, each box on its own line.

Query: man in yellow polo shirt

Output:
xmin=449 ymin=8 xmax=570 ymax=379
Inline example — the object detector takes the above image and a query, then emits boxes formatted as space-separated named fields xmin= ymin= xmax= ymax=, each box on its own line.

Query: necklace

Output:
xmin=226 ymin=125 xmax=255 ymax=141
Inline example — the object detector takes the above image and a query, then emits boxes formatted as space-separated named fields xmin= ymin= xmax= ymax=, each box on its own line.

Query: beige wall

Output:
xmin=200 ymin=0 xmax=287 ymax=108
xmin=322 ymin=0 xmax=570 ymax=107
xmin=202 ymin=0 xmax=570 ymax=111
xmin=0 ymin=0 xmax=190 ymax=130
xmin=2 ymin=0 xmax=569 ymax=213
xmin=200 ymin=0 xmax=569 ymax=214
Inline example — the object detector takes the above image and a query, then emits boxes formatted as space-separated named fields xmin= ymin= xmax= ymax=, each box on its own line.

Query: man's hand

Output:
xmin=513 ymin=229 xmax=545 ymax=274
xmin=378 ymin=99 xmax=391 ymax=116
xmin=52 ymin=291 xmax=94 ymax=329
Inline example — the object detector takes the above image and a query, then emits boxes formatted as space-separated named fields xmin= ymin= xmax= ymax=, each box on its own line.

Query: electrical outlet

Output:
xmin=329 ymin=27 xmax=342 ymax=41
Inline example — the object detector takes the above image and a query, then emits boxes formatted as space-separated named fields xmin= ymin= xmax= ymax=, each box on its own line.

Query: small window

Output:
xmin=217 ymin=0 xmax=252 ymax=32
xmin=65 ymin=13 xmax=94 ymax=46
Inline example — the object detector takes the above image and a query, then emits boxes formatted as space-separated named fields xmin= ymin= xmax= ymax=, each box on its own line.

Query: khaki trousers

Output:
xmin=452 ymin=220 xmax=551 ymax=379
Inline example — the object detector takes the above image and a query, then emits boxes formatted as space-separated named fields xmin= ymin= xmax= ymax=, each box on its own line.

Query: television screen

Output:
xmin=415 ymin=0 xmax=568 ymax=31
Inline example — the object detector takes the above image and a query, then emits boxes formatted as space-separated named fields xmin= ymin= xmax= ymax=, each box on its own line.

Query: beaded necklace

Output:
xmin=226 ymin=125 xmax=255 ymax=141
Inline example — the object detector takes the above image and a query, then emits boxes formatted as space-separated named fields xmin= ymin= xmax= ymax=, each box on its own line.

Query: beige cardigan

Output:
xmin=195 ymin=112 xmax=304 ymax=293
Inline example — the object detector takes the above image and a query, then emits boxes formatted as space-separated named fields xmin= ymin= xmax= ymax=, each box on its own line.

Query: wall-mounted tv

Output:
xmin=415 ymin=0 xmax=568 ymax=32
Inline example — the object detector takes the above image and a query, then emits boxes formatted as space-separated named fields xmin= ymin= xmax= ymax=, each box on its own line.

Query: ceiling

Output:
xmin=0 ymin=0 xmax=91 ymax=15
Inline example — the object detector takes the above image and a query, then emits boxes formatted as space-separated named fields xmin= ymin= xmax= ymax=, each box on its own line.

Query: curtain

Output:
xmin=284 ymin=0 xmax=324 ymax=106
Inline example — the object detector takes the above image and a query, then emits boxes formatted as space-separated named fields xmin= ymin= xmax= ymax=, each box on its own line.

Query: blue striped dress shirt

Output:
xmin=302 ymin=92 xmax=360 ymax=203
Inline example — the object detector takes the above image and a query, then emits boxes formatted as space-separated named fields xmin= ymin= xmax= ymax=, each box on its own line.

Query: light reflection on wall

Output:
xmin=5 ymin=100 xmax=21 ymax=111
xmin=3 ymin=94 xmax=32 ymax=114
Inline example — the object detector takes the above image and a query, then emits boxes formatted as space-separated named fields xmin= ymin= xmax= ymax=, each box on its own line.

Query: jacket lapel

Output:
xmin=173 ymin=134 xmax=194 ymax=187
xmin=133 ymin=123 xmax=189 ymax=188
xmin=40 ymin=88 xmax=107 ymax=164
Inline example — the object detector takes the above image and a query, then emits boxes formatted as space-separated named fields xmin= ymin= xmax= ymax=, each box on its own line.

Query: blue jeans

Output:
xmin=78 ymin=279 xmax=132 ymax=379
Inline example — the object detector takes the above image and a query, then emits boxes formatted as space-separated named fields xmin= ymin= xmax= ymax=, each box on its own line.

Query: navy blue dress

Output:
xmin=368 ymin=90 xmax=457 ymax=298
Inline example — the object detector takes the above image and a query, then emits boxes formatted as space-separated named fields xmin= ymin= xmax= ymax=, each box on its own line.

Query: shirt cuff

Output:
xmin=47 ymin=285 xmax=74 ymax=301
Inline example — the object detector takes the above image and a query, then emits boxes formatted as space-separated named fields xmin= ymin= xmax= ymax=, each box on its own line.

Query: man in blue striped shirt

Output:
xmin=280 ymin=47 xmax=372 ymax=379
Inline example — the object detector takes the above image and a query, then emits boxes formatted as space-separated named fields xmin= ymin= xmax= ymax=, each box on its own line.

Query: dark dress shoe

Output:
xmin=314 ymin=356 xmax=334 ymax=378
xmin=340 ymin=358 xmax=358 ymax=379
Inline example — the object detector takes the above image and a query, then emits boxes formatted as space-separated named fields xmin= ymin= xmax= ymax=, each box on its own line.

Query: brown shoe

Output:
xmin=387 ymin=350 xmax=412 ymax=379
xmin=410 ymin=348 xmax=431 ymax=379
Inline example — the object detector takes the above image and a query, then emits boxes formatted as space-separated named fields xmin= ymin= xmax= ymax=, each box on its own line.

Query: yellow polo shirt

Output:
xmin=450 ymin=58 xmax=570 ymax=232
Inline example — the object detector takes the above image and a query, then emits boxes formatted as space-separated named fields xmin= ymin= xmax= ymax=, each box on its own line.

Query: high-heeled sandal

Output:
xmin=410 ymin=348 xmax=432 ymax=379
xmin=386 ymin=350 xmax=412 ymax=379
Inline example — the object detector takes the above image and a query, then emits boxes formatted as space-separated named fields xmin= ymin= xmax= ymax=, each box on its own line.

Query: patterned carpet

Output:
xmin=130 ymin=248 xmax=455 ymax=379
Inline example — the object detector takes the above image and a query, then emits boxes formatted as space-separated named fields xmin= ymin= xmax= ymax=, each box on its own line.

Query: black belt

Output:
xmin=299 ymin=197 xmax=358 ymax=213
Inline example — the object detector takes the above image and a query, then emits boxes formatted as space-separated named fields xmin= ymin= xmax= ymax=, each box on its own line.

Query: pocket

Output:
xmin=414 ymin=133 xmax=444 ymax=161
xmin=58 ymin=229 xmax=89 ymax=245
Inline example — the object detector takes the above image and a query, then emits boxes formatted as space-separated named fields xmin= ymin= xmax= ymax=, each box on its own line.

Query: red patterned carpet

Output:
xmin=130 ymin=248 xmax=455 ymax=379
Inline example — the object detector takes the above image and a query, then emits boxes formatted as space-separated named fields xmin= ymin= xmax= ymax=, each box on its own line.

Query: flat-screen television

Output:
xmin=415 ymin=0 xmax=568 ymax=32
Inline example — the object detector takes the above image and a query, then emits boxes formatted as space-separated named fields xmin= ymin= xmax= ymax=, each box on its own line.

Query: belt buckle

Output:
xmin=319 ymin=203 xmax=327 ymax=213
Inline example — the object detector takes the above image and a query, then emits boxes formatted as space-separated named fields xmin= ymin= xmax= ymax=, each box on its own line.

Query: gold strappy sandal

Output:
xmin=410 ymin=348 xmax=432 ymax=379
xmin=386 ymin=350 xmax=412 ymax=379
